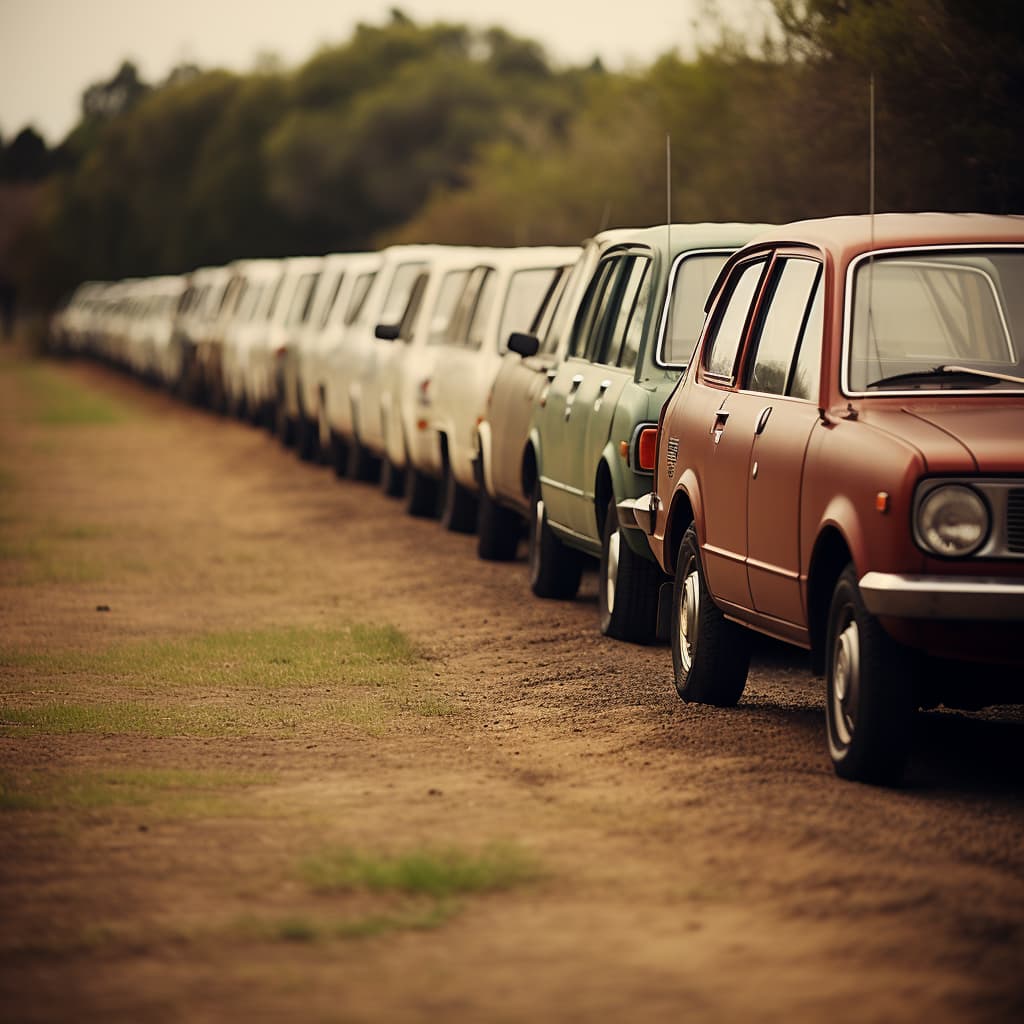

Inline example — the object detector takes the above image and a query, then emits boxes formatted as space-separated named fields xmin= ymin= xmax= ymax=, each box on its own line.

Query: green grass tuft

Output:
xmin=17 ymin=364 xmax=132 ymax=425
xmin=300 ymin=843 xmax=540 ymax=899
xmin=0 ymin=767 xmax=271 ymax=814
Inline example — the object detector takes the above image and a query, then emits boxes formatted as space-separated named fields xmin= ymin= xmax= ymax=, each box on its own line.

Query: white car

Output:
xmin=322 ymin=244 xmax=441 ymax=480
xmin=369 ymin=245 xmax=487 ymax=502
xmin=221 ymin=259 xmax=283 ymax=422
xmin=415 ymin=245 xmax=581 ymax=532
xmin=242 ymin=256 xmax=321 ymax=431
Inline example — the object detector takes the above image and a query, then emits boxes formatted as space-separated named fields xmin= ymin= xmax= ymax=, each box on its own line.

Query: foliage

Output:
xmin=10 ymin=4 xmax=1024 ymax=306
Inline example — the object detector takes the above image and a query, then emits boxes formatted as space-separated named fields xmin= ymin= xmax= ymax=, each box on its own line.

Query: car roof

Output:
xmin=595 ymin=222 xmax=774 ymax=256
xmin=747 ymin=213 xmax=1024 ymax=262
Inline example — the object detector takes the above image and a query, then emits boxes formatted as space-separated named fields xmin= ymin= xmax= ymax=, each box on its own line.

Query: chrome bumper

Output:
xmin=616 ymin=493 xmax=660 ymax=537
xmin=859 ymin=572 xmax=1024 ymax=620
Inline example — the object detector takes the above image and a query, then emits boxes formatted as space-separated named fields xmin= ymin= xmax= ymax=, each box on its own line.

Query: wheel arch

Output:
xmin=806 ymin=525 xmax=853 ymax=675
xmin=664 ymin=487 xmax=696 ymax=576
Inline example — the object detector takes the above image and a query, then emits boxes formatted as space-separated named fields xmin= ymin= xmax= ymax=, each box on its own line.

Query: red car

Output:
xmin=620 ymin=213 xmax=1024 ymax=784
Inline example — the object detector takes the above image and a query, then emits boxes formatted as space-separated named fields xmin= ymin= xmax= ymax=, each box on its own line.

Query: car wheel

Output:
xmin=380 ymin=453 xmax=406 ymax=498
xmin=528 ymin=481 xmax=582 ymax=600
xmin=440 ymin=460 xmax=478 ymax=534
xmin=345 ymin=433 xmax=379 ymax=483
xmin=671 ymin=525 xmax=750 ymax=706
xmin=599 ymin=502 xmax=661 ymax=644
xmin=328 ymin=430 xmax=348 ymax=479
xmin=405 ymin=465 xmax=439 ymax=518
xmin=825 ymin=565 xmax=915 ymax=785
xmin=477 ymin=487 xmax=521 ymax=562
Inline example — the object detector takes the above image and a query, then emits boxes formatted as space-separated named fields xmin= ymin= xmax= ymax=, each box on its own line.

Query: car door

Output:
xmin=542 ymin=252 xmax=648 ymax=536
xmin=741 ymin=255 xmax=825 ymax=624
xmin=691 ymin=255 xmax=771 ymax=608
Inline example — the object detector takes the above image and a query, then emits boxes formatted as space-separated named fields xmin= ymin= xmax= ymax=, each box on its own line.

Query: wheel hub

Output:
xmin=678 ymin=562 xmax=700 ymax=674
xmin=605 ymin=528 xmax=620 ymax=614
xmin=832 ymin=619 xmax=860 ymax=747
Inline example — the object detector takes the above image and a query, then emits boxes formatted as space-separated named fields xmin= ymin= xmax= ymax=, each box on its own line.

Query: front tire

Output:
xmin=825 ymin=565 xmax=915 ymax=785
xmin=599 ymin=502 xmax=661 ymax=644
xmin=528 ymin=481 xmax=583 ymax=600
xmin=671 ymin=525 xmax=750 ymax=705
xmin=477 ymin=488 xmax=521 ymax=562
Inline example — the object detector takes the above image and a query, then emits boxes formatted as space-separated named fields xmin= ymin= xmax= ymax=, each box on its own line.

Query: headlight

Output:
xmin=916 ymin=485 xmax=989 ymax=557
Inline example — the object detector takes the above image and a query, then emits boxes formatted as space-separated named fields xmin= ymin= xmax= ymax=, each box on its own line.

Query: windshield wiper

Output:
xmin=865 ymin=364 xmax=1024 ymax=389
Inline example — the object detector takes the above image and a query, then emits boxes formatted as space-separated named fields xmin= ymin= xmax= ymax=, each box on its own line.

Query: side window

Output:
xmin=569 ymin=259 xmax=617 ymax=359
xmin=662 ymin=252 xmax=731 ymax=366
xmin=379 ymin=262 xmax=427 ymax=328
xmin=790 ymin=283 xmax=823 ymax=400
xmin=444 ymin=266 xmax=485 ymax=347
xmin=318 ymin=272 xmax=345 ymax=329
xmin=539 ymin=256 xmax=586 ymax=356
xmin=344 ymin=272 xmax=376 ymax=326
xmin=466 ymin=270 xmax=498 ymax=350
xmin=498 ymin=268 xmax=563 ymax=353
xmin=604 ymin=257 xmax=651 ymax=369
xmin=703 ymin=258 xmax=767 ymax=381
xmin=746 ymin=258 xmax=822 ymax=396
xmin=427 ymin=269 xmax=471 ymax=345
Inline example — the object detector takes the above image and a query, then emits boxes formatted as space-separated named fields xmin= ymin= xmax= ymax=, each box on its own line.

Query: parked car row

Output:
xmin=50 ymin=213 xmax=1024 ymax=786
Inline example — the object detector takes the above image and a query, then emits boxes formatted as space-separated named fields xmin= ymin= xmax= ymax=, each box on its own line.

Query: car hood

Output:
xmin=858 ymin=402 xmax=1024 ymax=473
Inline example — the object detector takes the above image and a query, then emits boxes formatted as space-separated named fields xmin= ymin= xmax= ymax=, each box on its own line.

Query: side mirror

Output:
xmin=507 ymin=331 xmax=540 ymax=358
xmin=375 ymin=323 xmax=400 ymax=342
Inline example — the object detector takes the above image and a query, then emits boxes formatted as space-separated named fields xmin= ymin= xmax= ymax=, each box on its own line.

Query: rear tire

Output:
xmin=405 ymin=465 xmax=439 ymax=518
xmin=380 ymin=453 xmax=406 ymax=498
xmin=825 ymin=565 xmax=915 ymax=785
xmin=528 ymin=481 xmax=583 ymax=600
xmin=671 ymin=525 xmax=751 ymax=706
xmin=345 ymin=433 xmax=379 ymax=483
xmin=440 ymin=461 xmax=478 ymax=534
xmin=599 ymin=502 xmax=661 ymax=643
xmin=477 ymin=488 xmax=521 ymax=562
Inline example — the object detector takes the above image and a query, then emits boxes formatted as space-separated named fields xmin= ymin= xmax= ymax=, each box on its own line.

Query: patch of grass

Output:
xmin=0 ymin=767 xmax=271 ymax=814
xmin=2 ymin=625 xmax=427 ymax=689
xmin=301 ymin=843 xmax=541 ymax=900
xmin=17 ymin=363 xmax=131 ymax=425
xmin=0 ymin=624 xmax=445 ymax=738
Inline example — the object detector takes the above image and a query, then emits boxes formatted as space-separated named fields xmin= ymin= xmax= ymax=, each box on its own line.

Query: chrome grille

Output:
xmin=1008 ymin=489 xmax=1024 ymax=553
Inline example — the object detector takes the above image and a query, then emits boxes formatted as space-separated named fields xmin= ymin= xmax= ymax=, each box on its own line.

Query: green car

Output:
xmin=526 ymin=222 xmax=770 ymax=643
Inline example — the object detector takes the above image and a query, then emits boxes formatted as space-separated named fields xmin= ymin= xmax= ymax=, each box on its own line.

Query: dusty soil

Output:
xmin=1 ymin=342 xmax=1023 ymax=1024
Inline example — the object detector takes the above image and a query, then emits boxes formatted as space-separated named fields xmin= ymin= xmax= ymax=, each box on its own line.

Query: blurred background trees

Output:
xmin=2 ymin=1 xmax=1022 ymax=308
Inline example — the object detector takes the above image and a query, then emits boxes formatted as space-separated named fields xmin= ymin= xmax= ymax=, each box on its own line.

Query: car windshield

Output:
xmin=846 ymin=248 xmax=1024 ymax=392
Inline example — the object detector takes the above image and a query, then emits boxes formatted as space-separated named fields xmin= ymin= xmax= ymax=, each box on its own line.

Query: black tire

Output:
xmin=380 ymin=453 xmax=406 ymax=498
xmin=528 ymin=481 xmax=583 ymax=600
xmin=345 ymin=433 xmax=379 ymax=483
xmin=295 ymin=414 xmax=318 ymax=462
xmin=440 ymin=460 xmax=478 ymax=534
xmin=328 ymin=431 xmax=348 ymax=479
xmin=671 ymin=525 xmax=751 ymax=705
xmin=825 ymin=565 xmax=916 ymax=785
xmin=599 ymin=502 xmax=662 ymax=644
xmin=477 ymin=487 xmax=521 ymax=562
xmin=405 ymin=465 xmax=440 ymax=518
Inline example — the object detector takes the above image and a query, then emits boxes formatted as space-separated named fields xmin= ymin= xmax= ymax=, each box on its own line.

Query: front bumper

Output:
xmin=859 ymin=572 xmax=1024 ymax=620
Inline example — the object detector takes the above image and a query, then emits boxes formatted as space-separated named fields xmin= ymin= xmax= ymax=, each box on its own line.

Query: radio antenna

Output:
xmin=866 ymin=73 xmax=881 ymax=377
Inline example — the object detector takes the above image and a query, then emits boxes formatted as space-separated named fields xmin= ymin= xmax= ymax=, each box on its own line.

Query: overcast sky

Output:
xmin=0 ymin=0 xmax=770 ymax=144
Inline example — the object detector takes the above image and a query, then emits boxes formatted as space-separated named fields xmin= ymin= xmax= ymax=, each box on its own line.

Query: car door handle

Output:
xmin=712 ymin=408 xmax=729 ymax=445
xmin=565 ymin=374 xmax=584 ymax=420
xmin=598 ymin=379 xmax=611 ymax=392
xmin=755 ymin=406 xmax=772 ymax=435
xmin=545 ymin=369 xmax=558 ymax=381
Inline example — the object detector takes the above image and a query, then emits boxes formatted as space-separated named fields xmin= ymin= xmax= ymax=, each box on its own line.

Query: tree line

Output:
xmin=5 ymin=0 xmax=1023 ymax=307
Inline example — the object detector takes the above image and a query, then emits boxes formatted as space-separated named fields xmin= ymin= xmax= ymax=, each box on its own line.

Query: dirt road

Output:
xmin=2 ymin=343 xmax=1023 ymax=1023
